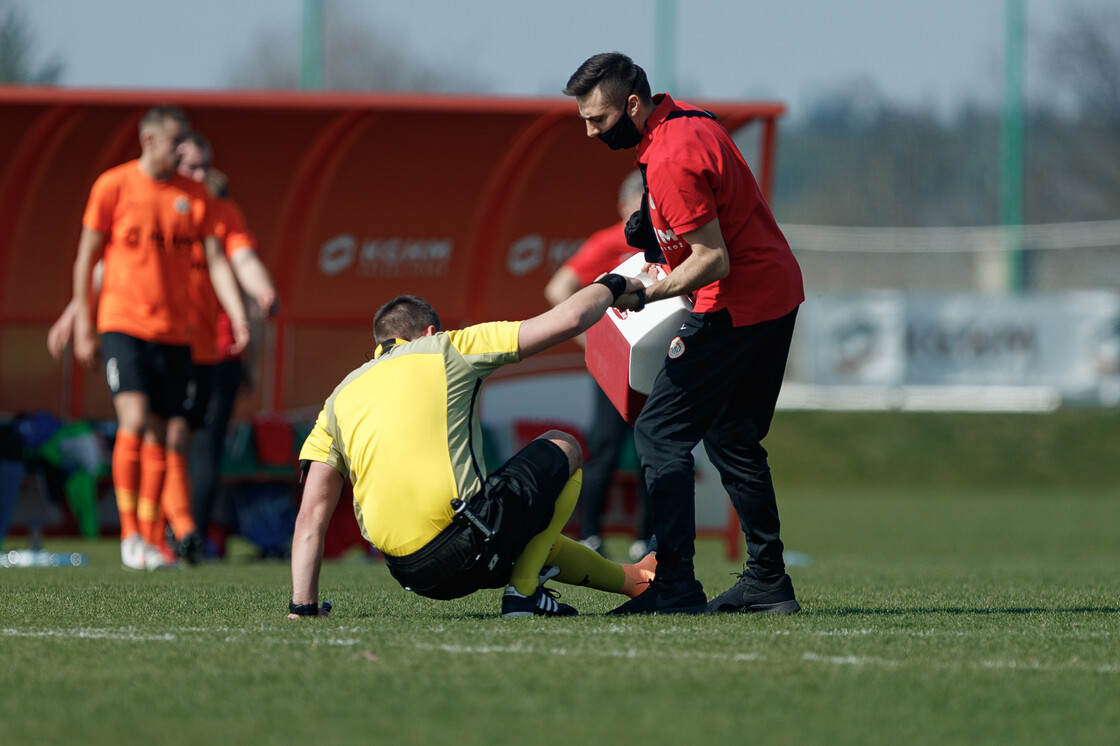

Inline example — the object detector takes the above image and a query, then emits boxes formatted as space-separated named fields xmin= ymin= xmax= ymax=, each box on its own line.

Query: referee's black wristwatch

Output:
xmin=593 ymin=273 xmax=627 ymax=300
xmin=289 ymin=600 xmax=332 ymax=616
xmin=289 ymin=600 xmax=319 ymax=616
xmin=594 ymin=273 xmax=647 ymax=311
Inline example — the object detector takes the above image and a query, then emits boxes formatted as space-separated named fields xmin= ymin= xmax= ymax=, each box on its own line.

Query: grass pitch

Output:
xmin=3 ymin=484 xmax=1117 ymax=745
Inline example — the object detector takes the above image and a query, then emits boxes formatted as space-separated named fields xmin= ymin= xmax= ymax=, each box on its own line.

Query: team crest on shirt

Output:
xmin=174 ymin=196 xmax=190 ymax=214
xmin=668 ymin=336 xmax=685 ymax=359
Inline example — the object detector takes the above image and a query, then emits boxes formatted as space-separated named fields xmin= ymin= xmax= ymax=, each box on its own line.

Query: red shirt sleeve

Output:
xmin=645 ymin=138 xmax=720 ymax=238
xmin=563 ymin=220 xmax=638 ymax=286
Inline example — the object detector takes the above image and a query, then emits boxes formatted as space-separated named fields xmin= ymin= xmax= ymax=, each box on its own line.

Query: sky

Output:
xmin=14 ymin=0 xmax=1110 ymax=121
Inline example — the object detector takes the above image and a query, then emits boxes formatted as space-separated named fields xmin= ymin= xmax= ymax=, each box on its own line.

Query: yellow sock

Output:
xmin=544 ymin=535 xmax=626 ymax=594
xmin=509 ymin=469 xmax=582 ymax=596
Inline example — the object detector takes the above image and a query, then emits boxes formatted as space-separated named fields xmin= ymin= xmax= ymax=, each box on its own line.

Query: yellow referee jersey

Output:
xmin=299 ymin=321 xmax=522 ymax=556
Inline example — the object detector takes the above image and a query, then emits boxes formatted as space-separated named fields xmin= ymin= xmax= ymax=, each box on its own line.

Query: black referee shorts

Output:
xmin=384 ymin=438 xmax=570 ymax=600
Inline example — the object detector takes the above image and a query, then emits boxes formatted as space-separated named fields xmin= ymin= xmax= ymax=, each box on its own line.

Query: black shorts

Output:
xmin=384 ymin=438 xmax=571 ymax=600
xmin=100 ymin=332 xmax=192 ymax=419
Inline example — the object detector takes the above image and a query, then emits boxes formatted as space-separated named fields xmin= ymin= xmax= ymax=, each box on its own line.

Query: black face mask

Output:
xmin=598 ymin=109 xmax=642 ymax=150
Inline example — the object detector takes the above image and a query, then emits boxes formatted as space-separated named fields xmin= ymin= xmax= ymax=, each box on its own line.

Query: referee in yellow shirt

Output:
xmin=289 ymin=275 xmax=657 ymax=618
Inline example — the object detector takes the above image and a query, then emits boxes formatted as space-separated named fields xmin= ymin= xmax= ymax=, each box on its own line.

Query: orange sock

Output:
xmin=161 ymin=449 xmax=196 ymax=540
xmin=112 ymin=429 xmax=142 ymax=540
xmin=620 ymin=550 xmax=658 ymax=598
xmin=138 ymin=442 xmax=166 ymax=544
xmin=152 ymin=508 xmax=169 ymax=549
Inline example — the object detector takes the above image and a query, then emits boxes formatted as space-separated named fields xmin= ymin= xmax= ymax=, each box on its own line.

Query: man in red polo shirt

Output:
xmin=565 ymin=52 xmax=804 ymax=615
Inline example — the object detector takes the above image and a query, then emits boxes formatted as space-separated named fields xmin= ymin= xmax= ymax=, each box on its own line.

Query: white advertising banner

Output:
xmin=799 ymin=291 xmax=906 ymax=386
xmin=797 ymin=291 xmax=1120 ymax=404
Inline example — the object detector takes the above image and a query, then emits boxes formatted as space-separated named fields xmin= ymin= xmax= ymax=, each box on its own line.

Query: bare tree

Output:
xmin=0 ymin=0 xmax=64 ymax=84
xmin=775 ymin=77 xmax=1001 ymax=227
xmin=228 ymin=1 xmax=487 ymax=92
xmin=1027 ymin=3 xmax=1120 ymax=221
xmin=1044 ymin=3 xmax=1120 ymax=121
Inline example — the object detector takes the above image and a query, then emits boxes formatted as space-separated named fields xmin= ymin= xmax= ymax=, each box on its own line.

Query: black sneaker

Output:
xmin=706 ymin=570 xmax=801 ymax=615
xmin=501 ymin=582 xmax=578 ymax=618
xmin=177 ymin=531 xmax=205 ymax=565
xmin=608 ymin=579 xmax=707 ymax=615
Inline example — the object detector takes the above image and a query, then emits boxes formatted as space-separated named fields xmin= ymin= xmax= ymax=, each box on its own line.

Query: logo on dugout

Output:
xmin=318 ymin=233 xmax=453 ymax=278
xmin=668 ymin=336 xmax=685 ymax=359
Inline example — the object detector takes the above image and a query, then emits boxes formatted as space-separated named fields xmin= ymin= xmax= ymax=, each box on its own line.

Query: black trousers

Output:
xmin=634 ymin=307 xmax=798 ymax=582
xmin=189 ymin=359 xmax=244 ymax=535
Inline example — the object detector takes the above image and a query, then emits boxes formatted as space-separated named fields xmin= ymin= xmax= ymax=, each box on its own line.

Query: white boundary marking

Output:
xmin=4 ymin=625 xmax=1118 ymax=674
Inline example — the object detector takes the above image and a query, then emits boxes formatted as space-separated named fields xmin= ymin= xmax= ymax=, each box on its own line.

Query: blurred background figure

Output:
xmin=545 ymin=170 xmax=652 ymax=561
xmin=67 ymin=106 xmax=249 ymax=570
xmin=48 ymin=121 xmax=263 ymax=567
xmin=178 ymin=132 xmax=278 ymax=560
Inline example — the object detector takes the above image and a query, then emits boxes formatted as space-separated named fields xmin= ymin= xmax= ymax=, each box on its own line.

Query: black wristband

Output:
xmin=634 ymin=287 xmax=647 ymax=312
xmin=289 ymin=600 xmax=319 ymax=616
xmin=593 ymin=273 xmax=627 ymax=301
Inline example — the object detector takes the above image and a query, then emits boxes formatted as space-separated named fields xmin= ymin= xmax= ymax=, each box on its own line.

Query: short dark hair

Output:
xmin=563 ymin=52 xmax=651 ymax=107
xmin=373 ymin=295 xmax=441 ymax=344
xmin=139 ymin=104 xmax=189 ymax=137
xmin=184 ymin=130 xmax=212 ymax=156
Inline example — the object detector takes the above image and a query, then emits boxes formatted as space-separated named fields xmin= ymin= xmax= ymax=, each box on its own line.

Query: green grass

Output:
xmin=3 ymin=484 xmax=1118 ymax=745
xmin=766 ymin=409 xmax=1119 ymax=489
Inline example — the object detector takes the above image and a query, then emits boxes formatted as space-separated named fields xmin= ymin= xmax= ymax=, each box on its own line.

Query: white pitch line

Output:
xmin=802 ymin=652 xmax=901 ymax=667
xmin=412 ymin=641 xmax=762 ymax=663
xmin=2 ymin=627 xmax=177 ymax=642
xmin=0 ymin=627 xmax=358 ymax=646
xmin=5 ymin=626 xmax=1118 ymax=674
xmin=802 ymin=651 xmax=1120 ymax=675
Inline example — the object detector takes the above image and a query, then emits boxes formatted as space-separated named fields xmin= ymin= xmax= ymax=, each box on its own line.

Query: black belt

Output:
xmin=384 ymin=494 xmax=499 ymax=578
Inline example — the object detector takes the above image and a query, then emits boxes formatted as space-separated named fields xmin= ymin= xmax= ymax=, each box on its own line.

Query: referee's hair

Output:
xmin=374 ymin=295 xmax=442 ymax=344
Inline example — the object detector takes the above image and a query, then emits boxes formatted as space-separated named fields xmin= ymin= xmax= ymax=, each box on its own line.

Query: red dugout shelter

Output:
xmin=0 ymin=87 xmax=784 ymax=420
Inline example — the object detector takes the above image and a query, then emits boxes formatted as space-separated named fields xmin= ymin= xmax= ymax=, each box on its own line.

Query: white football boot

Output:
xmin=121 ymin=533 xmax=146 ymax=570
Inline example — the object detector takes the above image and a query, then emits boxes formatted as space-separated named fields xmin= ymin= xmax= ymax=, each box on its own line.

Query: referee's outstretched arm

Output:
xmin=518 ymin=273 xmax=644 ymax=358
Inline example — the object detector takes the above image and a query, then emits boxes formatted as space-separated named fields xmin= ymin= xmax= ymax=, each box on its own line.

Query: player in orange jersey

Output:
xmin=167 ymin=132 xmax=277 ymax=563
xmin=50 ymin=126 xmax=274 ymax=566
xmin=70 ymin=105 xmax=250 ymax=570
